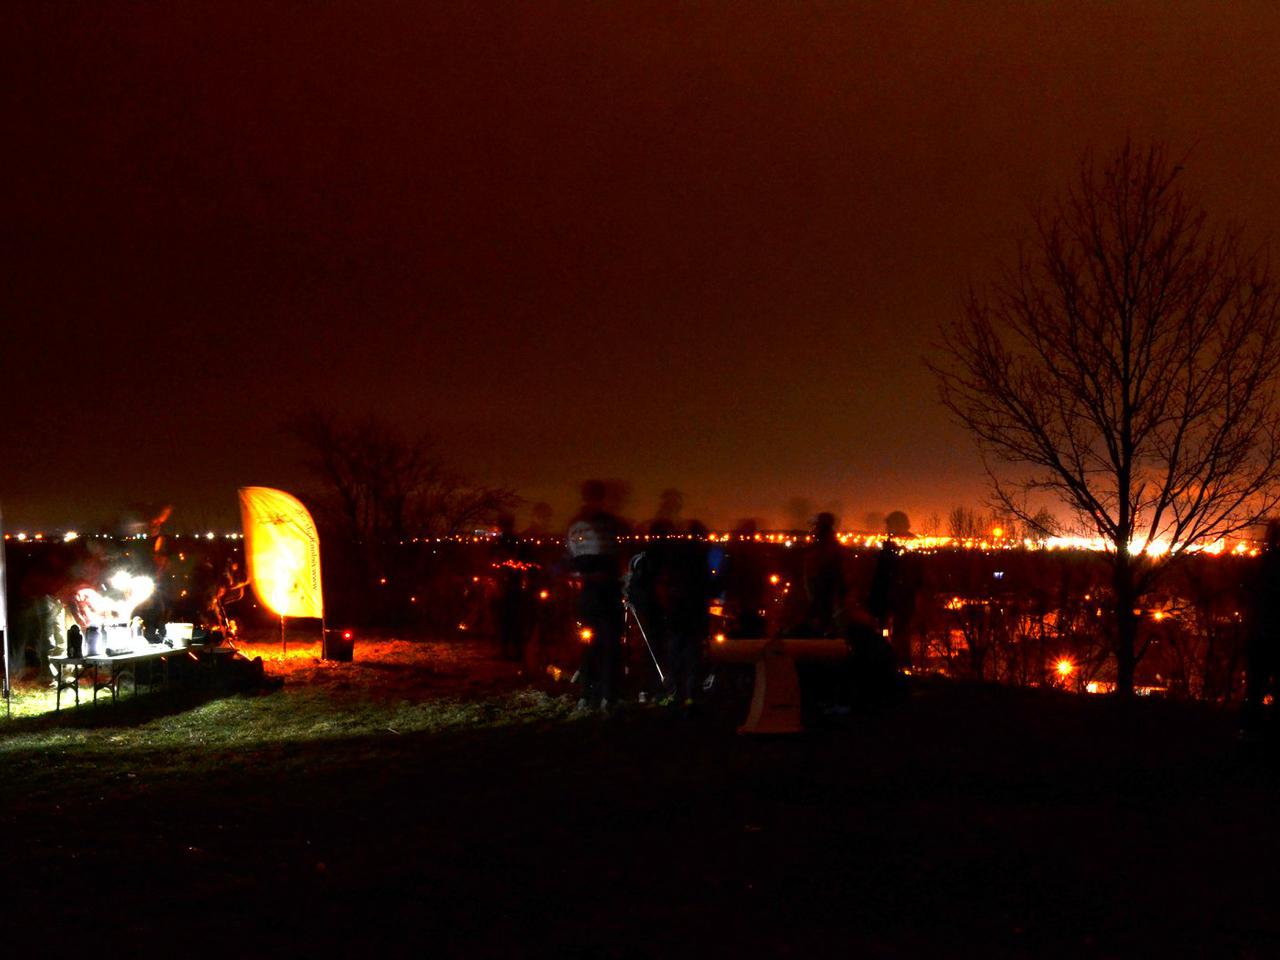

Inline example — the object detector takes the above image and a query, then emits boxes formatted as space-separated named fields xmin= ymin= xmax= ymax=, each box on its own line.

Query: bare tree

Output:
xmin=947 ymin=505 xmax=984 ymax=539
xmin=932 ymin=141 xmax=1280 ymax=695
xmin=290 ymin=409 xmax=518 ymax=546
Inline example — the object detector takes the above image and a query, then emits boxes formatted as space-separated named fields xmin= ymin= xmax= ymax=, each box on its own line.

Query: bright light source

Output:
xmin=714 ymin=633 xmax=726 ymax=644
xmin=579 ymin=626 xmax=593 ymax=643
xmin=992 ymin=527 xmax=1004 ymax=538
xmin=1055 ymin=658 xmax=1075 ymax=678
xmin=63 ymin=531 xmax=79 ymax=542
xmin=769 ymin=574 xmax=780 ymax=585
xmin=1152 ymin=610 xmax=1165 ymax=622
xmin=538 ymin=589 xmax=549 ymax=601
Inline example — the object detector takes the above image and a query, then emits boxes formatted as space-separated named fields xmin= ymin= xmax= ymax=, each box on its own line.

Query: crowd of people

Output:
xmin=488 ymin=480 xmax=903 ymax=716
xmin=489 ymin=487 xmax=1280 ymax=729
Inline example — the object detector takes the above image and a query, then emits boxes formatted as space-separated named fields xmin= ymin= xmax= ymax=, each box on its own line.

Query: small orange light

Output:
xmin=1055 ymin=658 xmax=1074 ymax=677
xmin=539 ymin=589 xmax=549 ymax=600
xmin=579 ymin=627 xmax=593 ymax=643
xmin=992 ymin=527 xmax=1003 ymax=538
xmin=769 ymin=574 xmax=780 ymax=585
xmin=714 ymin=633 xmax=726 ymax=644
xmin=342 ymin=631 xmax=352 ymax=640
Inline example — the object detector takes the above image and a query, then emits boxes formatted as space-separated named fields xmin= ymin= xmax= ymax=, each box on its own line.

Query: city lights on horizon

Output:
xmin=0 ymin=527 xmax=1266 ymax=558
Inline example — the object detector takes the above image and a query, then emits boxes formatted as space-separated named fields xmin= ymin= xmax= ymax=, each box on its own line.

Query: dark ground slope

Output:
xmin=2 ymin=680 xmax=1279 ymax=958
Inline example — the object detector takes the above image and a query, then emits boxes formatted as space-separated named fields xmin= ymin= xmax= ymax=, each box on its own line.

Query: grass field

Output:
xmin=2 ymin=638 xmax=1278 ymax=957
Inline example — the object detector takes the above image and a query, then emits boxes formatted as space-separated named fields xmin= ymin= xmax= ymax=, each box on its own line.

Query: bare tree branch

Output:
xmin=928 ymin=140 xmax=1280 ymax=694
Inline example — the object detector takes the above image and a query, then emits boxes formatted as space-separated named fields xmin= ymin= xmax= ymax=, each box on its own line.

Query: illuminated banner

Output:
xmin=238 ymin=487 xmax=324 ymax=619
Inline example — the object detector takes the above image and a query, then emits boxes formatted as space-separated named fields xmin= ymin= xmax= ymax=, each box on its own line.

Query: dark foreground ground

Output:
xmin=2 ymin=641 xmax=1279 ymax=958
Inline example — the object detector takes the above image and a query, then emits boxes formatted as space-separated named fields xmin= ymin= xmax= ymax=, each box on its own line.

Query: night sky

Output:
xmin=5 ymin=2 xmax=1280 ymax=531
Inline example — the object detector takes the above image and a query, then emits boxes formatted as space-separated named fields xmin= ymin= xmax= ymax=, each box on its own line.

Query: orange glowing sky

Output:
xmin=4 ymin=2 xmax=1280 ymax=530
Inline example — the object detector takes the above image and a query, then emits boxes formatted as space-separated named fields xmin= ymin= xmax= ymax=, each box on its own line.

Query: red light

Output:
xmin=342 ymin=631 xmax=352 ymax=641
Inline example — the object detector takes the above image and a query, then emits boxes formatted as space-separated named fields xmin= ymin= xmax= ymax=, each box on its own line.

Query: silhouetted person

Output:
xmin=1243 ymin=520 xmax=1280 ymax=740
xmin=803 ymin=513 xmax=845 ymax=636
xmin=209 ymin=560 xmax=248 ymax=636
xmin=658 ymin=520 xmax=712 ymax=706
xmin=566 ymin=480 xmax=626 ymax=711
xmin=868 ymin=538 xmax=900 ymax=633
xmin=845 ymin=613 xmax=903 ymax=712
xmin=491 ymin=514 xmax=530 ymax=662
xmin=66 ymin=623 xmax=83 ymax=659
xmin=725 ymin=519 xmax=767 ymax=637
xmin=626 ymin=518 xmax=673 ymax=698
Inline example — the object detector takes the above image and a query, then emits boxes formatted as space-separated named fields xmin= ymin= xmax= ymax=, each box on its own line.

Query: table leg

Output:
xmin=56 ymin=662 xmax=62 ymax=712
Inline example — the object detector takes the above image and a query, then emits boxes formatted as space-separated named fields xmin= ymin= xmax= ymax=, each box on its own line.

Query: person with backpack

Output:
xmin=566 ymin=480 xmax=627 ymax=713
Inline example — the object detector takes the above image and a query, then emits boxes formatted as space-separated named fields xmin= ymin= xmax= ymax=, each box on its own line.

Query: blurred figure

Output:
xmin=655 ymin=488 xmax=684 ymax=526
xmin=625 ymin=518 xmax=673 ymax=699
xmin=844 ymin=612 xmax=904 ymax=713
xmin=658 ymin=520 xmax=713 ymax=706
xmin=1242 ymin=520 xmax=1280 ymax=741
xmin=209 ymin=559 xmax=248 ymax=638
xmin=724 ymin=519 xmax=767 ymax=637
xmin=803 ymin=513 xmax=846 ymax=636
xmin=868 ymin=537 xmax=900 ymax=635
xmin=491 ymin=514 xmax=532 ymax=662
xmin=527 ymin=502 xmax=555 ymax=537
xmin=521 ymin=519 xmax=561 ymax=673
xmin=566 ymin=480 xmax=627 ymax=712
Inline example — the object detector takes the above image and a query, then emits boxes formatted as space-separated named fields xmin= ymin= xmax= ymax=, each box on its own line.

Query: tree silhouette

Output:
xmin=947 ymin=505 xmax=983 ymax=539
xmin=290 ymin=409 xmax=518 ymax=546
xmin=932 ymin=141 xmax=1280 ymax=695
